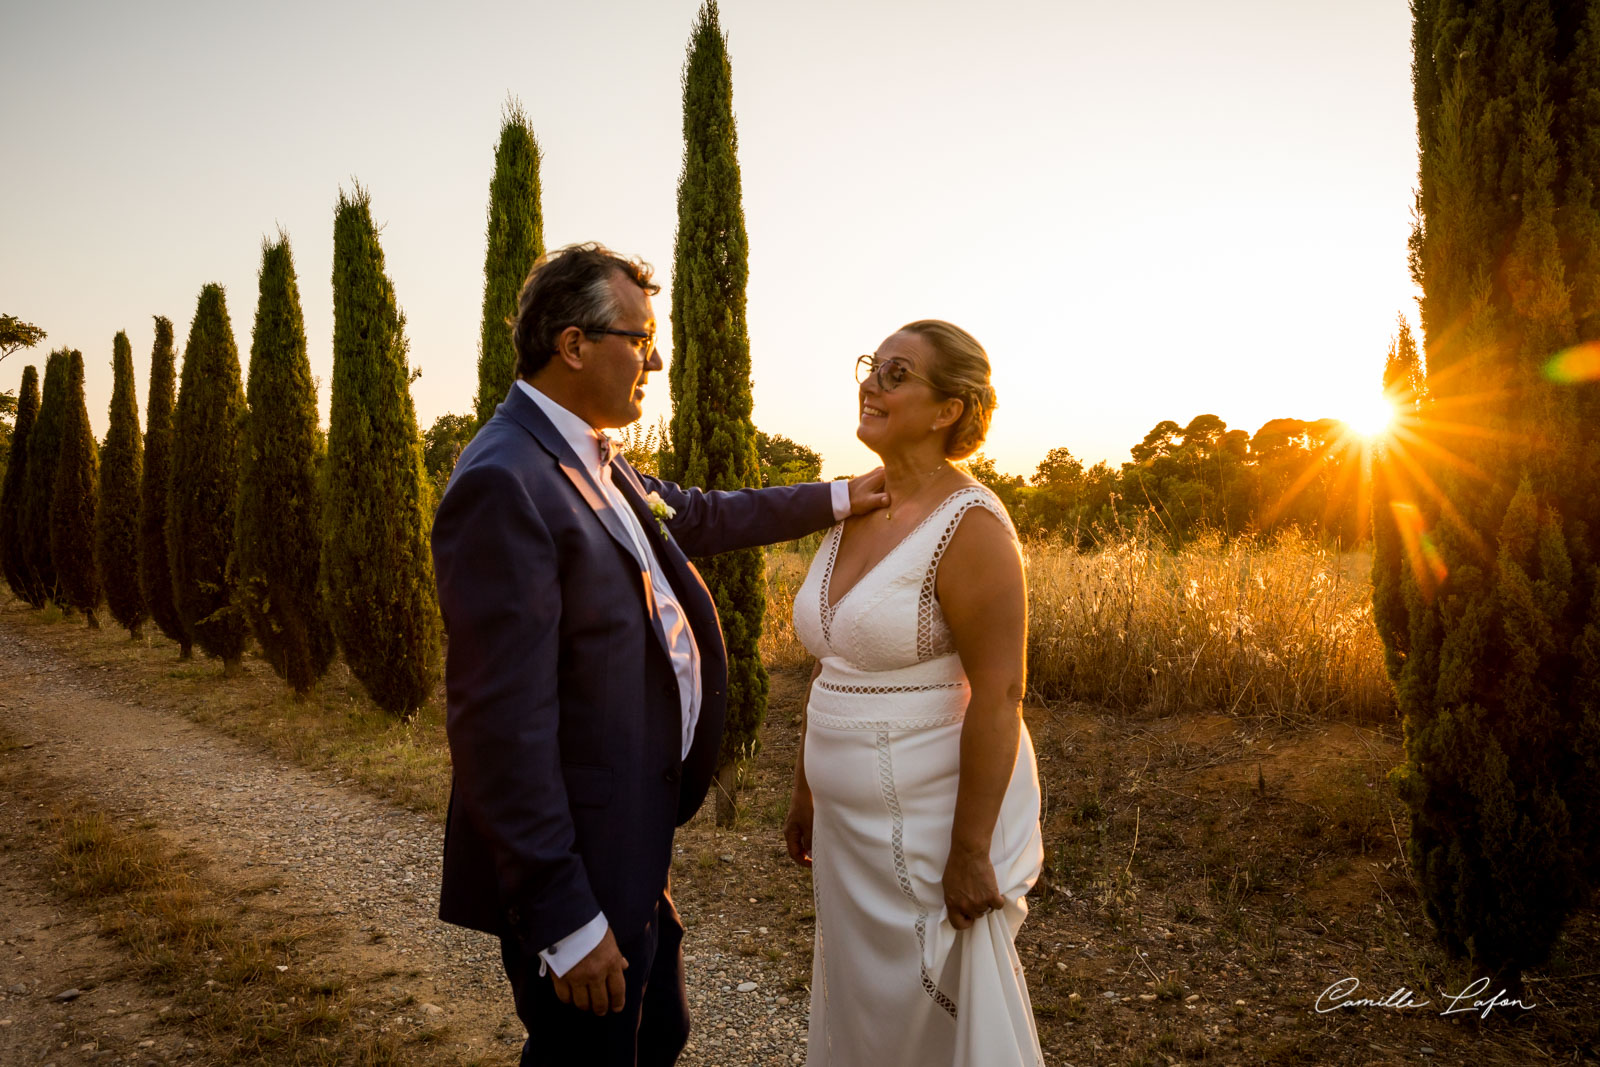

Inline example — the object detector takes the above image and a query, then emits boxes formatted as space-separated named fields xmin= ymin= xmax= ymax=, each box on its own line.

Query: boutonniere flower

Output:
xmin=644 ymin=491 xmax=676 ymax=539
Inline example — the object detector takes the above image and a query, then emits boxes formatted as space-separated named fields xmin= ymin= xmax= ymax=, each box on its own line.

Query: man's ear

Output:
xmin=553 ymin=325 xmax=586 ymax=371
xmin=933 ymin=396 xmax=965 ymax=432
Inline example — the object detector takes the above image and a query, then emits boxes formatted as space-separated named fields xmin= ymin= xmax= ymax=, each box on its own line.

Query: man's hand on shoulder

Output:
xmin=551 ymin=926 xmax=628 ymax=1016
xmin=846 ymin=468 xmax=889 ymax=516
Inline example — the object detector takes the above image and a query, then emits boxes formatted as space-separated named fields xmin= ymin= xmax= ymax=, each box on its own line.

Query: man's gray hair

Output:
xmin=511 ymin=243 xmax=659 ymax=379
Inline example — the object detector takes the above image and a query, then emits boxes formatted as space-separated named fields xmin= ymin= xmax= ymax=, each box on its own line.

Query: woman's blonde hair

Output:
xmin=899 ymin=319 xmax=996 ymax=460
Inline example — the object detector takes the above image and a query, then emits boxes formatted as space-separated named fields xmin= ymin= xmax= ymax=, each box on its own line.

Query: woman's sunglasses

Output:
xmin=855 ymin=354 xmax=940 ymax=393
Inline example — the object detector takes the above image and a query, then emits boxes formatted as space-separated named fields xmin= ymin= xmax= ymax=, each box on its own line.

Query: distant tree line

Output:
xmin=964 ymin=409 xmax=1379 ymax=547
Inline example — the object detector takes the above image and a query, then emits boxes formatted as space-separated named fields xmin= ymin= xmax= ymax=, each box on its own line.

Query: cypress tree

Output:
xmin=169 ymin=286 xmax=249 ymax=675
xmin=473 ymin=100 xmax=544 ymax=429
xmin=51 ymin=350 xmax=100 ymax=627
xmin=140 ymin=317 xmax=189 ymax=656
xmin=0 ymin=365 xmax=39 ymax=601
xmin=19 ymin=351 xmax=69 ymax=608
xmin=1371 ymin=317 xmax=1422 ymax=685
xmin=97 ymin=331 xmax=146 ymax=637
xmin=325 ymin=187 xmax=441 ymax=716
xmin=1375 ymin=0 xmax=1600 ymax=991
xmin=667 ymin=1 xmax=767 ymax=825
xmin=237 ymin=234 xmax=335 ymax=695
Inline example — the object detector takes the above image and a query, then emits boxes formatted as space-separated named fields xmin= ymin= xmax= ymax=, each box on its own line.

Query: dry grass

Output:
xmin=761 ymin=537 xmax=818 ymax=671
xmin=764 ymin=528 xmax=1393 ymax=722
xmin=1024 ymin=529 xmax=1392 ymax=721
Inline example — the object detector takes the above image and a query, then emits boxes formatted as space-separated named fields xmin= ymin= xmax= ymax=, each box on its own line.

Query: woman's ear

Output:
xmin=932 ymin=396 xmax=965 ymax=433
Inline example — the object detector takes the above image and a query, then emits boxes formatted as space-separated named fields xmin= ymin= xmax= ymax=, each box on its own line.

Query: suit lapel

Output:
xmin=499 ymin=387 xmax=673 ymax=661
xmin=500 ymin=386 xmax=644 ymax=571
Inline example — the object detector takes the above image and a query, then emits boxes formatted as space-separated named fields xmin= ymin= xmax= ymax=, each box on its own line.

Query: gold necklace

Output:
xmin=884 ymin=463 xmax=951 ymax=521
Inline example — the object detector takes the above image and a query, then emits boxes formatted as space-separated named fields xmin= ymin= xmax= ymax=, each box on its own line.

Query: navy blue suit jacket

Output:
xmin=432 ymin=385 xmax=836 ymax=954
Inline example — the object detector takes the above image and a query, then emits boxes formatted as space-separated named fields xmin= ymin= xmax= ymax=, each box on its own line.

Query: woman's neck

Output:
xmin=879 ymin=448 xmax=954 ymax=516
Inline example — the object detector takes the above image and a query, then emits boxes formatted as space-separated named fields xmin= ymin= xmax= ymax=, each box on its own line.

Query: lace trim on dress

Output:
xmin=876 ymin=731 xmax=959 ymax=1020
xmin=815 ymin=680 xmax=965 ymax=695
xmin=818 ymin=526 xmax=842 ymax=646
xmin=814 ymin=865 xmax=836 ymax=1059
xmin=915 ymin=489 xmax=1017 ymax=661
xmin=822 ymin=488 xmax=1000 ymax=648
xmin=811 ymin=710 xmax=966 ymax=731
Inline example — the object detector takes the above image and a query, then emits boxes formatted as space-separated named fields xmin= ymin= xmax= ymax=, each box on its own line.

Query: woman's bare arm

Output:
xmin=935 ymin=505 xmax=1027 ymax=928
xmin=783 ymin=658 xmax=826 ymax=867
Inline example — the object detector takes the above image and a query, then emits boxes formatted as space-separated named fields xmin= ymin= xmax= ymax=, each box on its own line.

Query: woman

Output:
xmin=784 ymin=320 xmax=1044 ymax=1066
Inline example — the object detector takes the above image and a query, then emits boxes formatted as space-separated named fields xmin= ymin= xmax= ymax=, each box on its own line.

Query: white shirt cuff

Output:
xmin=538 ymin=912 xmax=608 ymax=978
xmin=830 ymin=479 xmax=851 ymax=522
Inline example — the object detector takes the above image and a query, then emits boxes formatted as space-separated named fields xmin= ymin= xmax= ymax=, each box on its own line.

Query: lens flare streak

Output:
xmin=1543 ymin=342 xmax=1600 ymax=383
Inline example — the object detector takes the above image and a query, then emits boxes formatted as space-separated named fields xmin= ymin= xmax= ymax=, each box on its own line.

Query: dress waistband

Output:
xmin=808 ymin=656 xmax=969 ymax=731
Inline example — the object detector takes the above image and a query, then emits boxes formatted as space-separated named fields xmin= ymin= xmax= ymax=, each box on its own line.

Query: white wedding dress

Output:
xmin=793 ymin=485 xmax=1045 ymax=1067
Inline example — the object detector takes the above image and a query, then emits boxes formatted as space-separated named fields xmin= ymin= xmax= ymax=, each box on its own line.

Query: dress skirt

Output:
xmin=803 ymin=656 xmax=1044 ymax=1067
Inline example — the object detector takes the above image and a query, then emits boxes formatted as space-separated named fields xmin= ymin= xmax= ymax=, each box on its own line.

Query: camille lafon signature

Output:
xmin=1315 ymin=976 xmax=1536 ymax=1019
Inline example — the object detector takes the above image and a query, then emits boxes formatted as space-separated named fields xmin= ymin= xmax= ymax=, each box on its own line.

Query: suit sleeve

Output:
xmin=634 ymin=473 xmax=837 ymax=558
xmin=432 ymin=462 xmax=599 ymax=953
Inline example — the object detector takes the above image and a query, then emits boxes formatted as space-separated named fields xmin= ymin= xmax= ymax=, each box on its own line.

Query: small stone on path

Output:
xmin=53 ymin=989 xmax=81 ymax=1002
xmin=736 ymin=982 xmax=758 ymax=993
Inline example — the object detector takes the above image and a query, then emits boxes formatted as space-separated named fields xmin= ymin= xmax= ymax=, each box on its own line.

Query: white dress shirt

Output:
xmin=515 ymin=380 xmax=850 ymax=975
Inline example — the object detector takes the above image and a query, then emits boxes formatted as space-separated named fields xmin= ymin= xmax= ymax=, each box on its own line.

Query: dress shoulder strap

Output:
xmin=914 ymin=485 xmax=1018 ymax=661
xmin=928 ymin=484 xmax=1018 ymax=542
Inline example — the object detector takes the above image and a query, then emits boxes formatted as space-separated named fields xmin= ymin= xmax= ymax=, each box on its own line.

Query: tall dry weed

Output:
xmin=1026 ymin=529 xmax=1392 ymax=721
xmin=763 ymin=528 xmax=1392 ymax=721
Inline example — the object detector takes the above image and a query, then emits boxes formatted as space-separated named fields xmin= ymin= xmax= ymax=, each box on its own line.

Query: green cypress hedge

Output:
xmin=20 ymin=351 xmax=69 ymax=608
xmin=0 ymin=365 xmax=39 ymax=602
xmin=325 ymin=187 xmax=441 ymax=715
xmin=169 ymin=286 xmax=249 ymax=674
xmin=474 ymin=101 xmax=544 ymax=429
xmin=238 ymin=235 xmax=335 ymax=694
xmin=668 ymin=1 xmax=767 ymax=823
xmin=1374 ymin=0 xmax=1600 ymax=990
xmin=140 ymin=317 xmax=189 ymax=656
xmin=97 ymin=331 xmax=146 ymax=636
xmin=51 ymin=350 xmax=101 ymax=627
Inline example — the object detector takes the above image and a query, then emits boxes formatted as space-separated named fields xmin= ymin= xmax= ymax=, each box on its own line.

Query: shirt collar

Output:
xmin=515 ymin=380 xmax=609 ymax=477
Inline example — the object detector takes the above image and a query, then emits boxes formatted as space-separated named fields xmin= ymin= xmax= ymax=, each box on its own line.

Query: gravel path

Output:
xmin=0 ymin=615 xmax=812 ymax=1064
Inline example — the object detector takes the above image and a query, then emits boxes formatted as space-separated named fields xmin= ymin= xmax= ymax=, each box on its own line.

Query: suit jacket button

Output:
xmin=663 ymin=767 xmax=680 ymax=784
xmin=662 ymin=679 xmax=677 ymax=699
xmin=506 ymin=907 xmax=521 ymax=926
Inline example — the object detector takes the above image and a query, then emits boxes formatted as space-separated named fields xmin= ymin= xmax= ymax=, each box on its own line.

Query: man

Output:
xmin=432 ymin=242 xmax=885 ymax=1065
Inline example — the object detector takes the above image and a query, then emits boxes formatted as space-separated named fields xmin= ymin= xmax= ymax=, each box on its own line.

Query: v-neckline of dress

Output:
xmin=824 ymin=485 xmax=979 ymax=613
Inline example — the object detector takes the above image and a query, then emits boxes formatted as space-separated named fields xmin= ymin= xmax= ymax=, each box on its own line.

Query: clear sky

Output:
xmin=1 ymin=0 xmax=1418 ymax=479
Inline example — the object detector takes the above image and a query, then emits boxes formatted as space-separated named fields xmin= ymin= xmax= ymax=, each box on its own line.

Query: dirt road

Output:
xmin=0 ymin=618 xmax=522 ymax=1064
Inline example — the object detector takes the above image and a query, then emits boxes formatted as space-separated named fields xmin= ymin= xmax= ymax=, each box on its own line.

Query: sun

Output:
xmin=1343 ymin=392 xmax=1399 ymax=440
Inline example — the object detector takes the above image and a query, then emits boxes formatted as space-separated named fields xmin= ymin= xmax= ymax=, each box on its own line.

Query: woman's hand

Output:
xmin=942 ymin=841 xmax=1004 ymax=929
xmin=783 ymin=787 xmax=815 ymax=867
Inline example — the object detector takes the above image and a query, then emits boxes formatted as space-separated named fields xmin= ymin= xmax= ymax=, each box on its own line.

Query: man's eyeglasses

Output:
xmin=856 ymin=354 xmax=939 ymax=393
xmin=583 ymin=326 xmax=655 ymax=356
